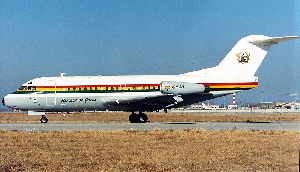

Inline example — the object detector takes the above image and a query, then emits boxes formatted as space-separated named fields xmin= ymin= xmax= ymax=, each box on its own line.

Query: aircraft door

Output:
xmin=45 ymin=80 xmax=56 ymax=106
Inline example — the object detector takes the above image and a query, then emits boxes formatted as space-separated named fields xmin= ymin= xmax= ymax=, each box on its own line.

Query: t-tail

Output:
xmin=183 ymin=35 xmax=299 ymax=77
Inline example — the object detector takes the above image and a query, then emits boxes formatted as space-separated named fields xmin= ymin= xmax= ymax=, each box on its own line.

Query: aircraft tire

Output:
xmin=129 ymin=113 xmax=138 ymax=123
xmin=139 ymin=113 xmax=148 ymax=123
xmin=129 ymin=113 xmax=148 ymax=123
xmin=40 ymin=116 xmax=48 ymax=123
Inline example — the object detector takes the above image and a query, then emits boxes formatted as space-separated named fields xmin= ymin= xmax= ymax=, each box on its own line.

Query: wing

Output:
xmin=104 ymin=93 xmax=214 ymax=112
xmin=104 ymin=82 xmax=211 ymax=112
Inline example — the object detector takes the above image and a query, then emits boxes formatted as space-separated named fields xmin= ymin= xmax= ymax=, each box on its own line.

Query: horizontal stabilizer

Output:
xmin=248 ymin=36 xmax=299 ymax=46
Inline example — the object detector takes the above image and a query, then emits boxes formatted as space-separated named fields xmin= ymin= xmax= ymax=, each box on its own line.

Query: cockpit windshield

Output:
xmin=18 ymin=86 xmax=36 ymax=91
xmin=19 ymin=86 xmax=27 ymax=90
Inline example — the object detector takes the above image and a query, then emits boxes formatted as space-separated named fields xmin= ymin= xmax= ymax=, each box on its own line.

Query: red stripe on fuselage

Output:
xmin=199 ymin=82 xmax=258 ymax=86
xmin=35 ymin=82 xmax=258 ymax=88
xmin=36 ymin=84 xmax=161 ymax=88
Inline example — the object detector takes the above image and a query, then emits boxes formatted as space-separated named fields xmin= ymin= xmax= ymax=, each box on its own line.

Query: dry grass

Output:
xmin=0 ymin=112 xmax=300 ymax=123
xmin=0 ymin=130 xmax=298 ymax=171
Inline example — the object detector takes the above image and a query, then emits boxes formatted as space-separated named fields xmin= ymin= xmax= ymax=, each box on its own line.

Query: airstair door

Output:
xmin=45 ymin=80 xmax=56 ymax=106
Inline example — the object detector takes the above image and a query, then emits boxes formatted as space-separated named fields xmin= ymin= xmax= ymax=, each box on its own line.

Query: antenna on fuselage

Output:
xmin=60 ymin=73 xmax=67 ymax=77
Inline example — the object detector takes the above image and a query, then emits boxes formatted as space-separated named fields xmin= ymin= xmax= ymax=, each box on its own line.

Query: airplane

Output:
xmin=2 ymin=35 xmax=299 ymax=123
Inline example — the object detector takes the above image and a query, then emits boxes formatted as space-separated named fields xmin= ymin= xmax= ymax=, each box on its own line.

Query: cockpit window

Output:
xmin=18 ymin=86 xmax=36 ymax=91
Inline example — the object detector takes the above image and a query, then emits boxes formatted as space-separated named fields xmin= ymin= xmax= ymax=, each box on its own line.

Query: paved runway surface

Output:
xmin=0 ymin=121 xmax=299 ymax=131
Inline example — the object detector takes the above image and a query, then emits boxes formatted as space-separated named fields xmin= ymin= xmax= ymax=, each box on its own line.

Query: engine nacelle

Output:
xmin=161 ymin=81 xmax=210 ymax=95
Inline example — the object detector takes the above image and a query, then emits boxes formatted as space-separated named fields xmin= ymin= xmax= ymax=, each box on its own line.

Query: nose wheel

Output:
xmin=40 ymin=115 xmax=48 ymax=123
xmin=129 ymin=112 xmax=148 ymax=123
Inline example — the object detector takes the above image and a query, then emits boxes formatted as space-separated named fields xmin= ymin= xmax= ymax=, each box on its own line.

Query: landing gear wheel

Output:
xmin=139 ymin=113 xmax=148 ymax=123
xmin=129 ymin=113 xmax=148 ymax=123
xmin=40 ymin=115 xmax=48 ymax=123
xmin=129 ymin=113 xmax=138 ymax=123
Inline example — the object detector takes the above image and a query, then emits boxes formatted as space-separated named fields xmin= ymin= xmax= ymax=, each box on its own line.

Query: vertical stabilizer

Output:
xmin=183 ymin=35 xmax=299 ymax=77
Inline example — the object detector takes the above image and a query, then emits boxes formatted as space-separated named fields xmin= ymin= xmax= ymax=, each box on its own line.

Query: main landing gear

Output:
xmin=129 ymin=112 xmax=148 ymax=123
xmin=40 ymin=115 xmax=48 ymax=123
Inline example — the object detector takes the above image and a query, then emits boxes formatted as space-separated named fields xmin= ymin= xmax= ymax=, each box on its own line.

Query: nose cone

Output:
xmin=2 ymin=94 xmax=15 ymax=109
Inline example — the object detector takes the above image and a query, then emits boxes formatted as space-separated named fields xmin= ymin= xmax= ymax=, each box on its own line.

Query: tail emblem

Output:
xmin=236 ymin=52 xmax=250 ymax=64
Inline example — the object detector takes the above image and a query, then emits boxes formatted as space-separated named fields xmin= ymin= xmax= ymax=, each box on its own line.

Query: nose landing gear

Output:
xmin=40 ymin=115 xmax=48 ymax=123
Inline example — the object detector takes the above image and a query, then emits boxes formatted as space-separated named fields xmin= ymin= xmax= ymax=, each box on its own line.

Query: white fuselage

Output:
xmin=3 ymin=74 xmax=258 ymax=112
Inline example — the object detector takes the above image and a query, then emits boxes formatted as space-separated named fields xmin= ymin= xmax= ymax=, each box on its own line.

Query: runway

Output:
xmin=0 ymin=121 xmax=299 ymax=131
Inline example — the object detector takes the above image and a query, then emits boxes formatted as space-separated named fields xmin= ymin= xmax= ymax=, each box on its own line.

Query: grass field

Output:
xmin=0 ymin=112 xmax=299 ymax=171
xmin=0 ymin=130 xmax=298 ymax=171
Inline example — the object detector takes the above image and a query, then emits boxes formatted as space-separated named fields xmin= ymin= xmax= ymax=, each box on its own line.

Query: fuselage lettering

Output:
xmin=61 ymin=98 xmax=96 ymax=103
xmin=172 ymin=85 xmax=185 ymax=89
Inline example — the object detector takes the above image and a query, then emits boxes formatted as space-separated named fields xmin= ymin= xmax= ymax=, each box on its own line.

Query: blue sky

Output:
xmin=0 ymin=0 xmax=299 ymax=108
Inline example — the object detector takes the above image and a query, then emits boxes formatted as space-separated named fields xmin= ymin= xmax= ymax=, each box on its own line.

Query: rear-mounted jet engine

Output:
xmin=160 ymin=81 xmax=210 ymax=95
